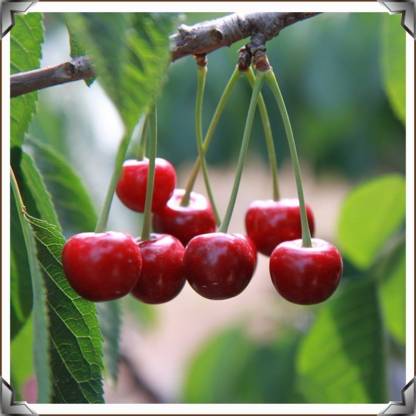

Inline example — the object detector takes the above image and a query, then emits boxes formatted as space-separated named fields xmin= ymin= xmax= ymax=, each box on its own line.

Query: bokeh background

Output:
xmin=12 ymin=12 xmax=406 ymax=404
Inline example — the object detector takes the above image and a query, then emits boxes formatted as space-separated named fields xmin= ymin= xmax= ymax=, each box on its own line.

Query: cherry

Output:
xmin=245 ymin=198 xmax=315 ymax=256
xmin=132 ymin=233 xmax=185 ymax=304
xmin=116 ymin=158 xmax=176 ymax=213
xmin=269 ymin=238 xmax=342 ymax=305
xmin=152 ymin=188 xmax=216 ymax=246
xmin=184 ymin=232 xmax=256 ymax=300
xmin=62 ymin=232 xmax=142 ymax=302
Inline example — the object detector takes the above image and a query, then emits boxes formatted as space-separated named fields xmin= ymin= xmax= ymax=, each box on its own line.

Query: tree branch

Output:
xmin=170 ymin=12 xmax=320 ymax=61
xmin=10 ymin=12 xmax=320 ymax=98
xmin=10 ymin=56 xmax=95 ymax=98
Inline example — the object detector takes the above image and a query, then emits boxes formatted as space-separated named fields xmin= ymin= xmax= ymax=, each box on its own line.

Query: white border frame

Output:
xmin=2 ymin=2 xmax=414 ymax=414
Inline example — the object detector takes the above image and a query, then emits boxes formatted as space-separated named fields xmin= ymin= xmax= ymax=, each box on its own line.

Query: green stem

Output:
xmin=194 ymin=65 xmax=220 ymax=224
xmin=136 ymin=115 xmax=149 ymax=160
xmin=95 ymin=132 xmax=133 ymax=233
xmin=141 ymin=105 xmax=157 ymax=241
xmin=265 ymin=70 xmax=312 ymax=247
xmin=245 ymin=67 xmax=280 ymax=200
xmin=181 ymin=66 xmax=241 ymax=210
xmin=219 ymin=71 xmax=265 ymax=234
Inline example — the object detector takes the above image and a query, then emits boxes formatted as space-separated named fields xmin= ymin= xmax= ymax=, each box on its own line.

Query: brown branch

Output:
xmin=10 ymin=12 xmax=320 ymax=98
xmin=10 ymin=56 xmax=95 ymax=98
xmin=170 ymin=12 xmax=320 ymax=61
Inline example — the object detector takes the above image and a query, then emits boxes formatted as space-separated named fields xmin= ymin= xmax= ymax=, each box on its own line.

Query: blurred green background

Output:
xmin=12 ymin=11 xmax=406 ymax=405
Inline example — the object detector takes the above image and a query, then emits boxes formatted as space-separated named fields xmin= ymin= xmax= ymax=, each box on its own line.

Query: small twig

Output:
xmin=170 ymin=12 xmax=320 ymax=61
xmin=119 ymin=353 xmax=164 ymax=403
xmin=10 ymin=56 xmax=95 ymax=97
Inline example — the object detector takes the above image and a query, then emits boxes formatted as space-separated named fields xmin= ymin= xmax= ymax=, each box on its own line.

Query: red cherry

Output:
xmin=269 ymin=238 xmax=342 ymax=305
xmin=184 ymin=232 xmax=256 ymax=300
xmin=152 ymin=189 xmax=216 ymax=246
xmin=245 ymin=198 xmax=315 ymax=256
xmin=62 ymin=232 xmax=142 ymax=302
xmin=116 ymin=158 xmax=176 ymax=213
xmin=132 ymin=234 xmax=185 ymax=304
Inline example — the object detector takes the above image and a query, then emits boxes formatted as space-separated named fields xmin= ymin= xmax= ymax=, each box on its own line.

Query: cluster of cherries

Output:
xmin=62 ymin=157 xmax=343 ymax=305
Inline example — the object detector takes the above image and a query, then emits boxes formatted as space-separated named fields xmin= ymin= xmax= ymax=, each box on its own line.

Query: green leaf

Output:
xmin=338 ymin=174 xmax=405 ymax=269
xmin=11 ymin=317 xmax=33 ymax=400
xmin=11 ymin=185 xmax=33 ymax=339
xmin=65 ymin=13 xmax=179 ymax=133
xmin=11 ymin=13 xmax=44 ymax=147
xmin=381 ymin=14 xmax=405 ymax=123
xmin=124 ymin=296 xmax=157 ymax=329
xmin=12 ymin=150 xmax=104 ymax=403
xmin=11 ymin=172 xmax=50 ymax=401
xmin=296 ymin=279 xmax=386 ymax=403
xmin=26 ymin=137 xmax=122 ymax=379
xmin=182 ymin=327 xmax=300 ymax=403
xmin=96 ymin=301 xmax=121 ymax=381
xmin=27 ymin=215 xmax=104 ymax=403
xmin=26 ymin=137 xmax=97 ymax=235
xmin=378 ymin=244 xmax=405 ymax=345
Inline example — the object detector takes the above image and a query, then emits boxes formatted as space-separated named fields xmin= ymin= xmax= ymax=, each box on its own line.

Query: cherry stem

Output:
xmin=135 ymin=114 xmax=149 ymax=160
xmin=141 ymin=105 xmax=157 ymax=241
xmin=219 ymin=70 xmax=265 ymax=234
xmin=265 ymin=69 xmax=312 ymax=248
xmin=194 ymin=64 xmax=221 ymax=224
xmin=180 ymin=66 xmax=241 ymax=214
xmin=244 ymin=67 xmax=280 ymax=201
xmin=95 ymin=131 xmax=133 ymax=233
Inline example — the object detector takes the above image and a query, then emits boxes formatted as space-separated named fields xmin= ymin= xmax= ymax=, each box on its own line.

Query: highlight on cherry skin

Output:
xmin=132 ymin=233 xmax=186 ymax=304
xmin=269 ymin=238 xmax=343 ymax=305
xmin=116 ymin=157 xmax=176 ymax=213
xmin=184 ymin=232 xmax=257 ymax=300
xmin=62 ymin=231 xmax=142 ymax=302
xmin=152 ymin=188 xmax=217 ymax=246
xmin=245 ymin=198 xmax=315 ymax=257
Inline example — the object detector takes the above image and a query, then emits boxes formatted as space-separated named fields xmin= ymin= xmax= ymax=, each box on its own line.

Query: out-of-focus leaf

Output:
xmin=381 ymin=14 xmax=405 ymax=123
xmin=182 ymin=327 xmax=300 ymax=403
xmin=64 ymin=13 xmax=179 ymax=133
xmin=297 ymin=279 xmax=386 ymax=403
xmin=27 ymin=137 xmax=97 ymax=235
xmin=65 ymin=20 xmax=95 ymax=86
xmin=338 ymin=174 xmax=405 ymax=269
xmin=11 ymin=172 xmax=50 ymax=401
xmin=124 ymin=296 xmax=158 ymax=329
xmin=11 ymin=13 xmax=44 ymax=147
xmin=12 ymin=150 xmax=104 ymax=403
xmin=11 ymin=317 xmax=33 ymax=400
xmin=26 ymin=137 xmax=122 ymax=379
xmin=379 ymin=243 xmax=405 ymax=345
xmin=96 ymin=301 xmax=121 ymax=381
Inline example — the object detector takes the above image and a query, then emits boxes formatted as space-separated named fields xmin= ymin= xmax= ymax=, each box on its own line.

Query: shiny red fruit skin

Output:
xmin=269 ymin=238 xmax=342 ymax=305
xmin=132 ymin=234 xmax=185 ymax=304
xmin=245 ymin=198 xmax=315 ymax=257
xmin=116 ymin=158 xmax=176 ymax=213
xmin=152 ymin=189 xmax=216 ymax=246
xmin=62 ymin=232 xmax=142 ymax=302
xmin=184 ymin=232 xmax=257 ymax=300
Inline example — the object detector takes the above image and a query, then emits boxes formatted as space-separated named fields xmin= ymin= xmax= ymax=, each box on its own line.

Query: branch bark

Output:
xmin=10 ymin=12 xmax=320 ymax=98
xmin=10 ymin=56 xmax=95 ymax=98
xmin=170 ymin=12 xmax=320 ymax=61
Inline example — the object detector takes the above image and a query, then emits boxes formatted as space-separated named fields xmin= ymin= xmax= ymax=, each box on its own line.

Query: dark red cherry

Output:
xmin=62 ymin=232 xmax=142 ymax=302
xmin=184 ymin=232 xmax=256 ymax=300
xmin=269 ymin=238 xmax=342 ymax=305
xmin=116 ymin=158 xmax=176 ymax=213
xmin=152 ymin=188 xmax=216 ymax=246
xmin=245 ymin=198 xmax=315 ymax=256
xmin=132 ymin=233 xmax=185 ymax=304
